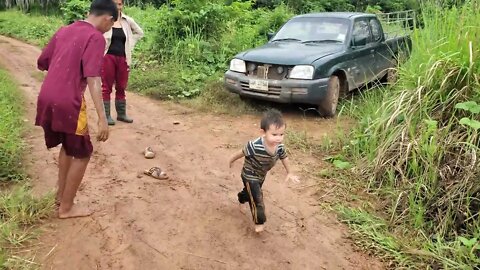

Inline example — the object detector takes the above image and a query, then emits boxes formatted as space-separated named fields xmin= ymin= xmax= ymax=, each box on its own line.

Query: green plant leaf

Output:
xmin=455 ymin=101 xmax=480 ymax=114
xmin=459 ymin=118 xmax=480 ymax=130
xmin=333 ymin=159 xmax=351 ymax=170
xmin=458 ymin=236 xmax=477 ymax=247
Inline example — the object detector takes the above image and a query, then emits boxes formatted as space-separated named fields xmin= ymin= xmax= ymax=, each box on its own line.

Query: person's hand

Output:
xmin=285 ymin=173 xmax=300 ymax=184
xmin=96 ymin=118 xmax=109 ymax=142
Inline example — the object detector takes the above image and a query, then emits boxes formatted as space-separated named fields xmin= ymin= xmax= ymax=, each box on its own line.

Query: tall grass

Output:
xmin=0 ymin=69 xmax=25 ymax=182
xmin=0 ymin=68 xmax=55 ymax=269
xmin=338 ymin=1 xmax=480 ymax=268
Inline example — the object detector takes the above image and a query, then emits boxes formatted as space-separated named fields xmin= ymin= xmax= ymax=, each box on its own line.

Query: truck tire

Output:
xmin=385 ymin=59 xmax=398 ymax=84
xmin=318 ymin=75 xmax=341 ymax=117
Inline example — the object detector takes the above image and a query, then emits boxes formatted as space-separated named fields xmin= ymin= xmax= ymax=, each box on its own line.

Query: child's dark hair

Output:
xmin=89 ymin=0 xmax=119 ymax=21
xmin=260 ymin=109 xmax=285 ymax=131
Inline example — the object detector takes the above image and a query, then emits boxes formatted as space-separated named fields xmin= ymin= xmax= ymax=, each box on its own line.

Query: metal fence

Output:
xmin=377 ymin=10 xmax=416 ymax=39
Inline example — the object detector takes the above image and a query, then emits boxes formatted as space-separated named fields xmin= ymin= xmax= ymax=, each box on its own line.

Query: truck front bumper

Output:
xmin=224 ymin=71 xmax=329 ymax=105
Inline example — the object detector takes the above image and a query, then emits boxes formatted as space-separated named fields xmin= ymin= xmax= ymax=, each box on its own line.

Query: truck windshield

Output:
xmin=272 ymin=17 xmax=350 ymax=44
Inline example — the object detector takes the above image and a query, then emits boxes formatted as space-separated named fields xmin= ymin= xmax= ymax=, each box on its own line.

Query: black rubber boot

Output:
xmin=103 ymin=101 xmax=115 ymax=126
xmin=115 ymin=100 xmax=133 ymax=123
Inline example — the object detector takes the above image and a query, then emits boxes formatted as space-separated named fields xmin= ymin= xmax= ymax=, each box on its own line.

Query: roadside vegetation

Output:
xmin=1 ymin=0 xmax=479 ymax=268
xmin=331 ymin=1 xmax=480 ymax=268
xmin=0 ymin=68 xmax=54 ymax=269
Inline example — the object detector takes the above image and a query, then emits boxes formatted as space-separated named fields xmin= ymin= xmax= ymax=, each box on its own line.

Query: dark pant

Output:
xmin=101 ymin=54 xmax=129 ymax=101
xmin=238 ymin=179 xmax=266 ymax=225
xmin=42 ymin=126 xmax=93 ymax=158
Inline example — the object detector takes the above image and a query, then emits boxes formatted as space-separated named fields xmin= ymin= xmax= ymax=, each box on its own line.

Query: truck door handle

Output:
xmin=370 ymin=49 xmax=375 ymax=53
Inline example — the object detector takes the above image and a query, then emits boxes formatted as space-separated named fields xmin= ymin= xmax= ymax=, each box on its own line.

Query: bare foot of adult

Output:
xmin=58 ymin=204 xmax=93 ymax=219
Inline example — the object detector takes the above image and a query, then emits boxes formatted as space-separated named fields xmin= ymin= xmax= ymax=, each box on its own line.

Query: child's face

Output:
xmin=262 ymin=124 xmax=286 ymax=147
xmin=98 ymin=15 xmax=115 ymax=33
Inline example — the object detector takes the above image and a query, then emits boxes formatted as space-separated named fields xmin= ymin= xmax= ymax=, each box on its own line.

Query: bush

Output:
xmin=60 ymin=0 xmax=90 ymax=24
xmin=132 ymin=1 xmax=293 ymax=99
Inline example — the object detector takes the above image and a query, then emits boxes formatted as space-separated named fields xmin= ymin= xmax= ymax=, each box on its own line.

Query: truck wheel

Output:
xmin=318 ymin=75 xmax=340 ymax=117
xmin=386 ymin=59 xmax=398 ymax=84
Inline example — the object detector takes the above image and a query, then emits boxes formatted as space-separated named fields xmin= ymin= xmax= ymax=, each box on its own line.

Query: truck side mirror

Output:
xmin=352 ymin=35 xmax=367 ymax=47
xmin=267 ymin=32 xmax=276 ymax=40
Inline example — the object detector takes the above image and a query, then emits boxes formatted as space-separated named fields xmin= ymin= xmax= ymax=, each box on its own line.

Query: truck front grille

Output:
xmin=246 ymin=62 xmax=291 ymax=80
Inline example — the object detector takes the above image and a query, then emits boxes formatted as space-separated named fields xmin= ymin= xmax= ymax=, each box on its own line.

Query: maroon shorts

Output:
xmin=42 ymin=126 xmax=93 ymax=158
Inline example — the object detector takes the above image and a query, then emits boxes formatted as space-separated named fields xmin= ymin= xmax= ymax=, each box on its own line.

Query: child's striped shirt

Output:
xmin=241 ymin=137 xmax=287 ymax=182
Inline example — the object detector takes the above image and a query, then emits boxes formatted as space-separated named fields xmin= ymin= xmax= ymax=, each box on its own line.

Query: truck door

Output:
xmin=369 ymin=17 xmax=392 ymax=79
xmin=348 ymin=18 xmax=376 ymax=88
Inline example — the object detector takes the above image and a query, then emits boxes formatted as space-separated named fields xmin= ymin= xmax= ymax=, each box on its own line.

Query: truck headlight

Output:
xmin=289 ymin=65 xmax=314 ymax=79
xmin=229 ymin=59 xmax=246 ymax=73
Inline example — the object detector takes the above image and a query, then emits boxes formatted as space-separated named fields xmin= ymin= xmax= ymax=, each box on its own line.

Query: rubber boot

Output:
xmin=115 ymin=100 xmax=133 ymax=123
xmin=103 ymin=101 xmax=115 ymax=126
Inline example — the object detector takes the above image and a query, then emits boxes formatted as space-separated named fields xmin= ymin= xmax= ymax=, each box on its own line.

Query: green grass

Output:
xmin=337 ymin=204 xmax=480 ymax=269
xmin=0 ymin=69 xmax=25 ymax=182
xmin=0 ymin=10 xmax=62 ymax=46
xmin=331 ymin=1 xmax=480 ymax=268
xmin=0 ymin=68 xmax=55 ymax=269
xmin=0 ymin=186 xmax=54 ymax=270
xmin=184 ymin=78 xmax=266 ymax=115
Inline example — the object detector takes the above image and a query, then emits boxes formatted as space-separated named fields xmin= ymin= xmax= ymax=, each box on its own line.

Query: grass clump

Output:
xmin=0 ymin=68 xmax=54 ymax=269
xmin=335 ymin=1 xmax=480 ymax=268
xmin=0 ymin=69 xmax=25 ymax=182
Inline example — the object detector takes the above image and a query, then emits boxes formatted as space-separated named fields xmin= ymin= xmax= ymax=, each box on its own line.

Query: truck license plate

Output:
xmin=249 ymin=79 xmax=268 ymax=91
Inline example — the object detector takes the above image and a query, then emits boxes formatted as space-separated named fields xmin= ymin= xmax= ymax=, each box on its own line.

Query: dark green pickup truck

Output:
xmin=224 ymin=12 xmax=412 ymax=116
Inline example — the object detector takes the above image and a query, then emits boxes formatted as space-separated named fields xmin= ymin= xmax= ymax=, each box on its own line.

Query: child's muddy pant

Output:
xmin=238 ymin=179 xmax=266 ymax=225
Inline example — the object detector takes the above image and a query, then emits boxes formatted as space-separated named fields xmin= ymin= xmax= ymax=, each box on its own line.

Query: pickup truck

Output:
xmin=224 ymin=12 xmax=412 ymax=117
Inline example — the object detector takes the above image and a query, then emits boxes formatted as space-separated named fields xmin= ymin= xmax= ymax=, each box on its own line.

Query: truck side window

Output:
xmin=352 ymin=20 xmax=370 ymax=46
xmin=370 ymin=19 xmax=382 ymax=42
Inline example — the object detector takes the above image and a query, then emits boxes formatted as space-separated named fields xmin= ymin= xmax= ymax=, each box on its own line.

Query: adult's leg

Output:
xmin=57 ymin=134 xmax=94 ymax=219
xmin=102 ymin=54 xmax=116 ymax=125
xmin=56 ymin=146 xmax=72 ymax=204
xmin=114 ymin=56 xmax=132 ymax=123
xmin=58 ymin=157 xmax=91 ymax=218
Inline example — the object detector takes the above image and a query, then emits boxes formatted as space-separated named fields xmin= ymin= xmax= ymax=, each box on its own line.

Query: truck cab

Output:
xmin=224 ymin=12 xmax=412 ymax=117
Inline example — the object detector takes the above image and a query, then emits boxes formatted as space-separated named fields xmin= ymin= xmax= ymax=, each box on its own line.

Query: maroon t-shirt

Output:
xmin=36 ymin=21 xmax=105 ymax=135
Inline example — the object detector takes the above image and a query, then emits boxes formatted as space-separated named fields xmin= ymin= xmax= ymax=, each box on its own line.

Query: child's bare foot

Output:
xmin=255 ymin=224 xmax=264 ymax=233
xmin=58 ymin=204 xmax=93 ymax=219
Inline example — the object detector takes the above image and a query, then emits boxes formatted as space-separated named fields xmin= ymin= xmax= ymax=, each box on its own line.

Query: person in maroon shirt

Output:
xmin=36 ymin=0 xmax=118 ymax=219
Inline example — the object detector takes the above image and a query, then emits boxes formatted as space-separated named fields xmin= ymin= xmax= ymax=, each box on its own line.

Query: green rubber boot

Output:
xmin=115 ymin=100 xmax=133 ymax=123
xmin=103 ymin=101 xmax=115 ymax=126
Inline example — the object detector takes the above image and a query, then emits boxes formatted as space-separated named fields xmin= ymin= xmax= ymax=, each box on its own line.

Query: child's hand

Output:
xmin=96 ymin=118 xmax=109 ymax=142
xmin=285 ymin=173 xmax=300 ymax=184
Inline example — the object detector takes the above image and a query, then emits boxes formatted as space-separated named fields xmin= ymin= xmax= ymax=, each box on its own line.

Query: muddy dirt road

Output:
xmin=0 ymin=35 xmax=382 ymax=270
